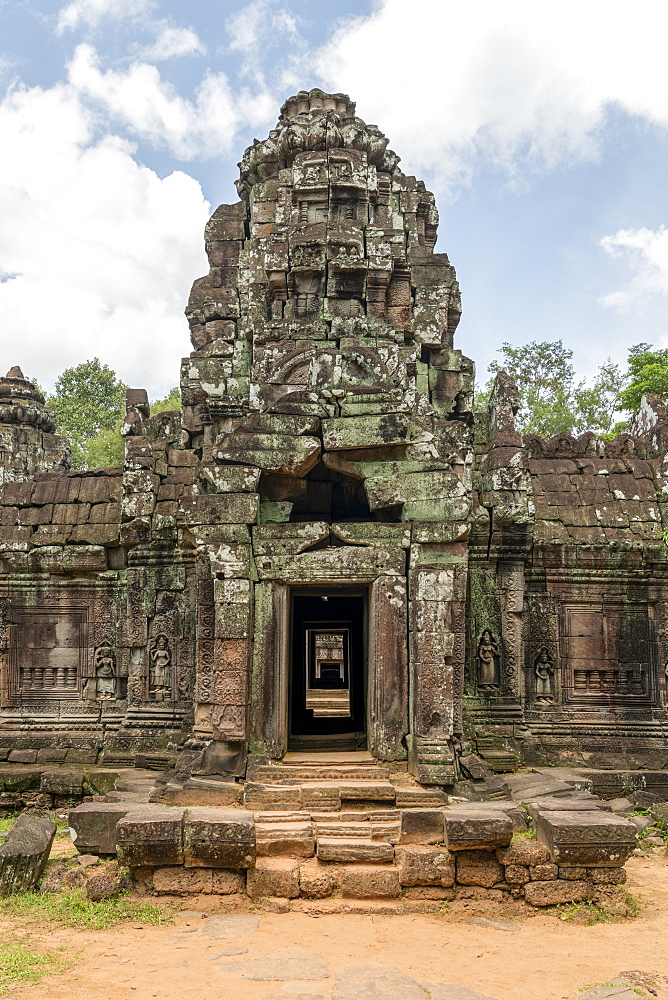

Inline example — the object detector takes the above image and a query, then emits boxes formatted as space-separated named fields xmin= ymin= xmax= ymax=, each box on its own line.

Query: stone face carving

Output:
xmin=476 ymin=631 xmax=500 ymax=691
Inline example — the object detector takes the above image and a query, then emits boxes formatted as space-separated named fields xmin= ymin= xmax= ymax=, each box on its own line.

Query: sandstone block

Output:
xmin=246 ymin=857 xmax=299 ymax=899
xmin=299 ymin=858 xmax=337 ymax=898
xmin=399 ymin=808 xmax=444 ymax=844
xmin=40 ymin=770 xmax=84 ymax=796
xmin=183 ymin=807 xmax=255 ymax=869
xmin=116 ymin=807 xmax=186 ymax=867
xmin=316 ymin=838 xmax=394 ymax=864
xmin=535 ymin=810 xmax=636 ymax=866
xmin=589 ymin=867 xmax=626 ymax=884
xmin=455 ymin=851 xmax=504 ymax=888
xmin=8 ymin=750 xmax=37 ymax=764
xmin=443 ymin=809 xmax=512 ymax=851
xmin=68 ymin=802 xmax=133 ymax=854
xmin=395 ymin=845 xmax=455 ymax=887
xmin=0 ymin=768 xmax=43 ymax=792
xmin=152 ymin=866 xmax=245 ymax=895
xmin=340 ymin=865 xmax=401 ymax=899
xmin=524 ymin=879 xmax=590 ymax=907
xmin=529 ymin=863 xmax=559 ymax=881
xmin=244 ymin=782 xmax=302 ymax=811
xmin=504 ymin=864 xmax=530 ymax=885
xmin=496 ymin=839 xmax=550 ymax=867
xmin=255 ymin=820 xmax=314 ymax=858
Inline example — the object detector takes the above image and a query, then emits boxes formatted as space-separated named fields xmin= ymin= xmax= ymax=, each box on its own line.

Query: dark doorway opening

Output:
xmin=289 ymin=590 xmax=366 ymax=751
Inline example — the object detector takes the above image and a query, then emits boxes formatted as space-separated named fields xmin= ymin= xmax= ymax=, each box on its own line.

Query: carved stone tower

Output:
xmin=0 ymin=367 xmax=70 ymax=484
xmin=180 ymin=89 xmax=475 ymax=782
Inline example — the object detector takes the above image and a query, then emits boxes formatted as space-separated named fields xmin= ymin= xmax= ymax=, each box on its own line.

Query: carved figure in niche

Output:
xmin=534 ymin=647 xmax=555 ymax=704
xmin=84 ymin=645 xmax=117 ymax=700
xmin=149 ymin=634 xmax=172 ymax=701
xmin=476 ymin=630 xmax=500 ymax=691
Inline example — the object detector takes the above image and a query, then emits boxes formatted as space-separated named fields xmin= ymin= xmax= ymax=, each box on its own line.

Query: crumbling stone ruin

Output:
xmin=1 ymin=89 xmax=667 ymax=905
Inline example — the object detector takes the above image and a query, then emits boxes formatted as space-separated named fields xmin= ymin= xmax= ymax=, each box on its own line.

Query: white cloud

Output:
xmin=312 ymin=0 xmax=668 ymax=188
xmin=599 ymin=227 xmax=668 ymax=312
xmin=0 ymin=80 xmax=210 ymax=396
xmin=67 ymin=43 xmax=274 ymax=159
xmin=57 ymin=0 xmax=155 ymax=33
xmin=139 ymin=26 xmax=205 ymax=61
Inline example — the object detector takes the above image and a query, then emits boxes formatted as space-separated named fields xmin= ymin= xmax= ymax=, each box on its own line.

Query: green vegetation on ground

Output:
xmin=0 ymin=889 xmax=174 ymax=931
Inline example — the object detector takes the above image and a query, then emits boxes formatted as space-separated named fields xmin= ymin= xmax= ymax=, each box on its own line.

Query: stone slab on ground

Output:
xmin=503 ymin=773 xmax=582 ymax=801
xmin=424 ymin=985 xmax=503 ymax=1000
xmin=535 ymin=809 xmax=636 ymax=866
xmin=219 ymin=947 xmax=329 ymax=981
xmin=68 ymin=802 xmax=134 ymax=854
xmin=202 ymin=914 xmax=260 ymax=939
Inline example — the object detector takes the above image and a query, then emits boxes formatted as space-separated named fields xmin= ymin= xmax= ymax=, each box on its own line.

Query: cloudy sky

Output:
xmin=2 ymin=0 xmax=668 ymax=399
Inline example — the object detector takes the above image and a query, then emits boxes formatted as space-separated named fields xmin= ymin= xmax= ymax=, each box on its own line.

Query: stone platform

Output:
xmin=68 ymin=762 xmax=640 ymax=909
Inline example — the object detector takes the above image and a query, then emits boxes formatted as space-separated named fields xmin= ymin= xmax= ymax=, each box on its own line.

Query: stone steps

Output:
xmin=316 ymin=836 xmax=395 ymax=863
xmin=250 ymin=764 xmax=390 ymax=783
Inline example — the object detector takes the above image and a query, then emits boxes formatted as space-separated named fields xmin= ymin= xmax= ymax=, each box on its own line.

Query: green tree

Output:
xmin=150 ymin=387 xmax=181 ymax=415
xmin=48 ymin=359 xmax=127 ymax=469
xmin=480 ymin=340 xmax=625 ymax=437
xmin=619 ymin=342 xmax=668 ymax=414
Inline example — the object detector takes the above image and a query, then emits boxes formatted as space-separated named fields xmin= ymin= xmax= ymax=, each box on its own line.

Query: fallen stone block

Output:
xmin=116 ymin=807 xmax=186 ymax=867
xmin=246 ymin=857 xmax=299 ymax=898
xmin=443 ymin=808 xmax=512 ymax=851
xmin=340 ymin=865 xmax=401 ymax=898
xmin=504 ymin=773 xmax=580 ymax=801
xmin=0 ymin=814 xmax=56 ymax=895
xmin=184 ymin=807 xmax=255 ymax=869
xmin=535 ymin=810 xmax=636 ymax=866
xmin=150 ymin=777 xmax=244 ymax=807
xmin=85 ymin=873 xmax=120 ymax=901
xmin=399 ymin=808 xmax=444 ymax=845
xmin=395 ymin=845 xmax=455 ymax=887
xmin=524 ymin=879 xmax=590 ymax=907
xmin=68 ymin=801 xmax=133 ymax=854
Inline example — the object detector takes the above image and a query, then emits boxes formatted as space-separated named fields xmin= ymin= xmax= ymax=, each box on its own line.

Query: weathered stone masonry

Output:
xmin=2 ymin=89 xmax=668 ymax=780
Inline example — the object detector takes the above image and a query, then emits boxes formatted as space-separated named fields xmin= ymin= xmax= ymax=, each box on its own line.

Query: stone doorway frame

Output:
xmin=251 ymin=565 xmax=408 ymax=762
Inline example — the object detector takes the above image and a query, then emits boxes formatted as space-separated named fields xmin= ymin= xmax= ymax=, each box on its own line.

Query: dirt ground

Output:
xmin=4 ymin=851 xmax=668 ymax=1000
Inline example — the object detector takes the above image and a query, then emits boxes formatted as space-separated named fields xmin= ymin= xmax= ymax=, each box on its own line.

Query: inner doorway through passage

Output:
xmin=289 ymin=590 xmax=366 ymax=751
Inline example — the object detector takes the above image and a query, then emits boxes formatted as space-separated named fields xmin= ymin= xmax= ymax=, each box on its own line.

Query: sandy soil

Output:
xmin=4 ymin=852 xmax=668 ymax=1000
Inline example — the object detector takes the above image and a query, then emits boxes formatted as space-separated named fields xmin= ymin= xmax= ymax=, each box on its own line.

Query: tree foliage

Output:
xmin=618 ymin=342 xmax=668 ymax=414
xmin=480 ymin=340 xmax=626 ymax=437
xmin=48 ymin=359 xmax=127 ymax=469
xmin=48 ymin=359 xmax=181 ymax=470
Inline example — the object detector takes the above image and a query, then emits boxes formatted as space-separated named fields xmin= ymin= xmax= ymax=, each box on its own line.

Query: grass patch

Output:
xmin=0 ymin=937 xmax=68 ymax=995
xmin=0 ymin=889 xmax=174 ymax=931
xmin=557 ymin=892 xmax=640 ymax=925
xmin=0 ymin=816 xmax=18 ymax=834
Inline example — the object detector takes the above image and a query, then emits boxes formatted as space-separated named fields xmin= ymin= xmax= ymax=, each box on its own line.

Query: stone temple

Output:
xmin=2 ymin=88 xmax=668 ymax=791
